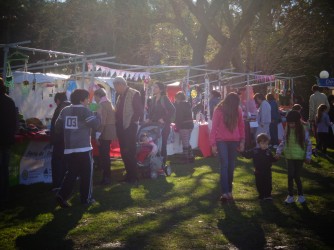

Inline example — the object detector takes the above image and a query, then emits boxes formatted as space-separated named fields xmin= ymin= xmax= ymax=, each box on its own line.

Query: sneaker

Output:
xmin=264 ymin=196 xmax=273 ymax=201
xmin=297 ymin=195 xmax=306 ymax=203
xmin=220 ymin=193 xmax=229 ymax=201
xmin=285 ymin=195 xmax=295 ymax=204
xmin=56 ymin=195 xmax=70 ymax=208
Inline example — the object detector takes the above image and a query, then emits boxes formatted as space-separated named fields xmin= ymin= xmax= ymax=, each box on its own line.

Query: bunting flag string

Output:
xmin=254 ymin=75 xmax=275 ymax=83
xmin=87 ymin=63 xmax=150 ymax=81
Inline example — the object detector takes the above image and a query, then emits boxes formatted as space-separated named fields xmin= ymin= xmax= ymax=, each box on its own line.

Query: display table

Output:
xmin=167 ymin=123 xmax=198 ymax=156
xmin=197 ymin=123 xmax=212 ymax=157
xmin=167 ymin=122 xmax=212 ymax=157
xmin=244 ymin=120 xmax=284 ymax=149
xmin=13 ymin=133 xmax=120 ymax=185
xmin=91 ymin=139 xmax=121 ymax=158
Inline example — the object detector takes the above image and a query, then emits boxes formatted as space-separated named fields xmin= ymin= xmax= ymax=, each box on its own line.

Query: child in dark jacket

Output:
xmin=241 ymin=133 xmax=277 ymax=200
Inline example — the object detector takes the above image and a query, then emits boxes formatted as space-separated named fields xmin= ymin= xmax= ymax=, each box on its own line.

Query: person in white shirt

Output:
xmin=254 ymin=93 xmax=271 ymax=145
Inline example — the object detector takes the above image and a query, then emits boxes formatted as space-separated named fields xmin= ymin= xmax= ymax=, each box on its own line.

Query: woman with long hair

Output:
xmin=266 ymin=93 xmax=280 ymax=147
xmin=210 ymin=92 xmax=245 ymax=201
xmin=147 ymin=82 xmax=175 ymax=165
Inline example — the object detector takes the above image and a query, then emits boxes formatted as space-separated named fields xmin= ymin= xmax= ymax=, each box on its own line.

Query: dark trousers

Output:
xmin=316 ymin=132 xmax=329 ymax=153
xmin=287 ymin=159 xmax=303 ymax=196
xmin=255 ymin=170 xmax=272 ymax=198
xmin=269 ymin=122 xmax=278 ymax=145
xmin=51 ymin=143 xmax=67 ymax=188
xmin=161 ymin=123 xmax=171 ymax=165
xmin=116 ymin=123 xmax=138 ymax=182
xmin=98 ymin=139 xmax=111 ymax=182
xmin=0 ymin=147 xmax=10 ymax=203
xmin=58 ymin=151 xmax=93 ymax=203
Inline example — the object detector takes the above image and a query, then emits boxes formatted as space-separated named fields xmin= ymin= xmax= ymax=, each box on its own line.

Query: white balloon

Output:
xmin=319 ymin=70 xmax=329 ymax=79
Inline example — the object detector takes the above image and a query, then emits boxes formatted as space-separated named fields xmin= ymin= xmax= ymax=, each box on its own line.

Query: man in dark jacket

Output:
xmin=50 ymin=92 xmax=71 ymax=190
xmin=114 ymin=76 xmax=143 ymax=184
xmin=0 ymin=78 xmax=17 ymax=206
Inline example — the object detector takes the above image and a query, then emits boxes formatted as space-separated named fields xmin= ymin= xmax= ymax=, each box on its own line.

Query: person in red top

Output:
xmin=210 ymin=92 xmax=245 ymax=201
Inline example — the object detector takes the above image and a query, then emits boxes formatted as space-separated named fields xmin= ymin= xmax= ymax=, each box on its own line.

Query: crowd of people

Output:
xmin=1 ymin=75 xmax=334 ymax=208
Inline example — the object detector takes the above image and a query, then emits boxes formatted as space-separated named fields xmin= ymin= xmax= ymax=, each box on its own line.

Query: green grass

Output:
xmin=1 ymin=144 xmax=334 ymax=250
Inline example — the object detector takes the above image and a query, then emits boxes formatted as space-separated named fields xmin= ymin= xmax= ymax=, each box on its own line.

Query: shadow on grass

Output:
xmin=88 ymin=161 xmax=221 ymax=249
xmin=15 ymin=207 xmax=82 ymax=250
xmin=96 ymin=181 xmax=221 ymax=249
xmin=218 ymin=200 xmax=266 ymax=249
xmin=290 ymin=203 xmax=334 ymax=247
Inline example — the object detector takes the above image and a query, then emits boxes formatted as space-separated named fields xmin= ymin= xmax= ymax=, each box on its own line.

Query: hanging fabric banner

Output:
xmin=87 ymin=63 xmax=150 ymax=81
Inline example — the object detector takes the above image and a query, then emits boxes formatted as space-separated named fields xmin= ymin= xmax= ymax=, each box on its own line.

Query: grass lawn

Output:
xmin=1 ymin=144 xmax=334 ymax=250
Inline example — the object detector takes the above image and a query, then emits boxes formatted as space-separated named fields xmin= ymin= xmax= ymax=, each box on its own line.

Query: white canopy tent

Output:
xmin=9 ymin=71 xmax=113 ymax=124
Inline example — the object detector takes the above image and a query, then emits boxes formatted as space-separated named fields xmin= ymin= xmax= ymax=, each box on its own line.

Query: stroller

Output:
xmin=136 ymin=122 xmax=172 ymax=179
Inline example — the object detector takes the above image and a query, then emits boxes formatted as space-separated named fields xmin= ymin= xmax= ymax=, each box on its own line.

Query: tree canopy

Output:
xmin=1 ymin=0 xmax=333 ymax=81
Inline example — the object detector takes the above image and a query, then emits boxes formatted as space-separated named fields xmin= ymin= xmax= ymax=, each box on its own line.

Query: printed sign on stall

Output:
xmin=19 ymin=141 xmax=53 ymax=185
xmin=318 ymin=78 xmax=334 ymax=88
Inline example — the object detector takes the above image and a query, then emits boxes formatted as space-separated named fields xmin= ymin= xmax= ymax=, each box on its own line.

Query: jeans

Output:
xmin=216 ymin=141 xmax=239 ymax=194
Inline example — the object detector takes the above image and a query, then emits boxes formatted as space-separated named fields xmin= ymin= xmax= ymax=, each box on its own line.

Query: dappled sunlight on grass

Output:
xmin=2 ymin=144 xmax=334 ymax=249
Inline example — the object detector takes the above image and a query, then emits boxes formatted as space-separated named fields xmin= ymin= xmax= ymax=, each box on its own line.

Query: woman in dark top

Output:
xmin=266 ymin=93 xmax=280 ymax=147
xmin=174 ymin=91 xmax=194 ymax=163
xmin=209 ymin=90 xmax=221 ymax=119
xmin=147 ymin=82 xmax=175 ymax=165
